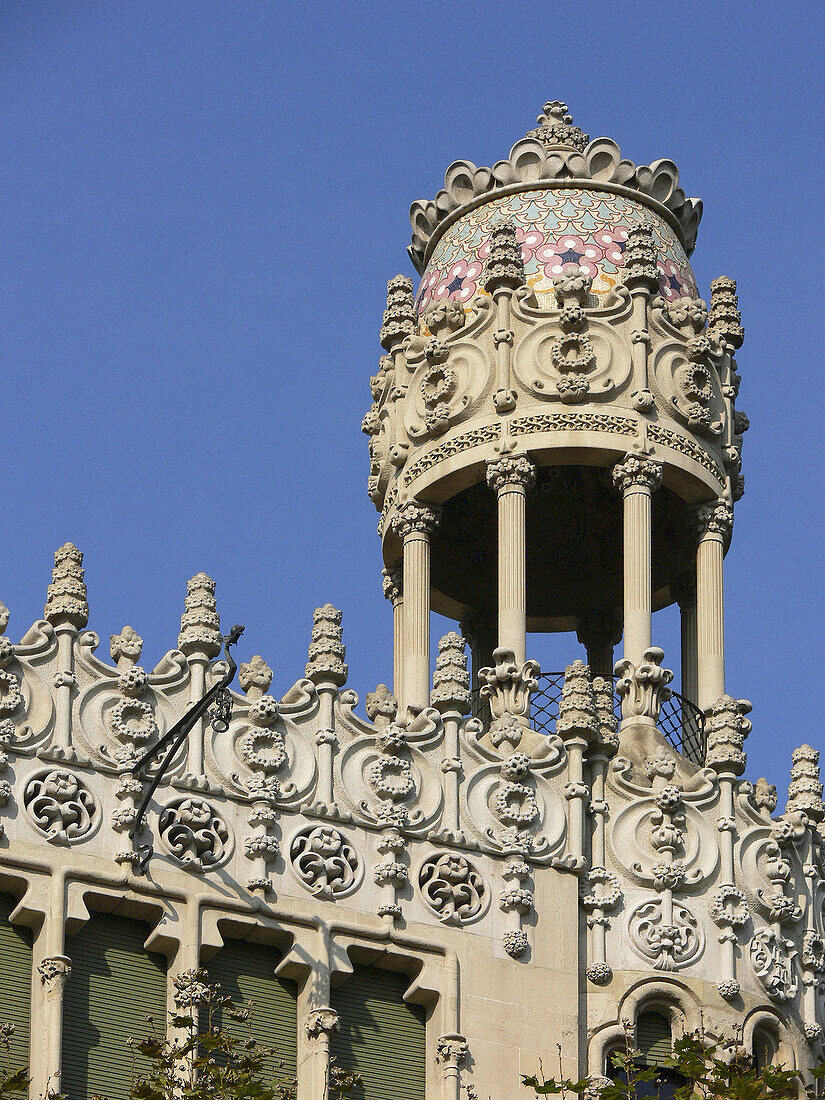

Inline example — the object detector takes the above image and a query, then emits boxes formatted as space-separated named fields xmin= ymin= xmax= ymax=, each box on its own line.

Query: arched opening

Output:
xmin=607 ymin=1010 xmax=687 ymax=1100
xmin=753 ymin=1025 xmax=780 ymax=1071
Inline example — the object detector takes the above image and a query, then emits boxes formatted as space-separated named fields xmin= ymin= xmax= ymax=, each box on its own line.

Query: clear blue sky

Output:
xmin=2 ymin=1 xmax=823 ymax=785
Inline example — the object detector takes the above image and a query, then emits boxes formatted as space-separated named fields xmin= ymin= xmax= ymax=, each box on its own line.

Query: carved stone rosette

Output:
xmin=290 ymin=825 xmax=361 ymax=899
xmin=419 ymin=852 xmax=486 ymax=926
xmin=159 ymin=796 xmax=232 ymax=872
xmin=24 ymin=769 xmax=98 ymax=845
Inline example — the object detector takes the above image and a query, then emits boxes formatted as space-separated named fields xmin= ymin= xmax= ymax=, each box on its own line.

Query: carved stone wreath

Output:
xmin=421 ymin=365 xmax=457 ymax=408
xmin=24 ymin=770 xmax=98 ymax=845
xmin=290 ymin=825 xmax=362 ymax=899
xmin=419 ymin=853 xmax=487 ymax=926
xmin=366 ymin=756 xmax=415 ymax=801
xmin=109 ymin=698 xmax=158 ymax=745
xmin=159 ymin=797 xmax=232 ymax=872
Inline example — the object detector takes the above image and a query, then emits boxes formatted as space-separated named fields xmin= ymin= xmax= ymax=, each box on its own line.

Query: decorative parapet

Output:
xmin=431 ymin=632 xmax=470 ymax=715
xmin=305 ymin=605 xmax=347 ymax=687
xmin=379 ymin=275 xmax=417 ymax=352
xmin=705 ymin=695 xmax=752 ymax=775
xmin=44 ymin=543 xmax=88 ymax=629
xmin=408 ymin=101 xmax=702 ymax=272
xmin=614 ymin=647 xmax=673 ymax=724
xmin=787 ymin=745 xmax=825 ymax=822
xmin=709 ymin=276 xmax=744 ymax=350
xmin=481 ymin=221 xmax=525 ymax=293
xmin=178 ymin=573 xmax=221 ymax=657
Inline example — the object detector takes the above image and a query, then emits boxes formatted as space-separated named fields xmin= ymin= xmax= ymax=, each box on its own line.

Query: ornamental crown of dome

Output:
xmin=408 ymin=99 xmax=702 ymax=274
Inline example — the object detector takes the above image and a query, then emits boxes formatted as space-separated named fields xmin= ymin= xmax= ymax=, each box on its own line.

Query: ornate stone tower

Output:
xmin=365 ymin=100 xmax=745 ymax=730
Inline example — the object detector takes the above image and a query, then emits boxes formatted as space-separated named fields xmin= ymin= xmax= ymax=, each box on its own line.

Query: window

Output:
xmin=0 ymin=895 xmax=32 ymax=1076
xmin=753 ymin=1026 xmax=779 ymax=1071
xmin=62 ymin=913 xmax=167 ymax=1100
xmin=330 ymin=965 xmax=426 ymax=1100
xmin=608 ymin=1010 xmax=685 ymax=1100
xmin=204 ymin=938 xmax=297 ymax=1083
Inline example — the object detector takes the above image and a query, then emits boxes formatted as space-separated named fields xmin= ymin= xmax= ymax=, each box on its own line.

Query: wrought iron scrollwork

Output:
xmin=128 ymin=624 xmax=244 ymax=873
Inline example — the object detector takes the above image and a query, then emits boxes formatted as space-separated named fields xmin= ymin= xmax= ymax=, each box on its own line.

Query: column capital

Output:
xmin=689 ymin=498 xmax=734 ymax=543
xmin=612 ymin=452 xmax=662 ymax=494
xmin=486 ymin=452 xmax=536 ymax=493
xmin=38 ymin=954 xmax=72 ymax=988
xmin=392 ymin=500 xmax=441 ymax=540
xmin=576 ymin=609 xmax=622 ymax=652
xmin=305 ymin=1006 xmax=340 ymax=1040
xmin=436 ymin=1032 xmax=469 ymax=1069
xmin=381 ymin=565 xmax=403 ymax=604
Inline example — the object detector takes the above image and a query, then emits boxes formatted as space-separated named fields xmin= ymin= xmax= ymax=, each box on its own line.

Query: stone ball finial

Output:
xmin=431 ymin=632 xmax=471 ymax=715
xmin=44 ymin=542 xmax=89 ymax=629
xmin=305 ymin=604 xmax=347 ymax=687
xmin=178 ymin=572 xmax=222 ymax=657
xmin=526 ymin=100 xmax=589 ymax=152
xmin=380 ymin=275 xmax=417 ymax=352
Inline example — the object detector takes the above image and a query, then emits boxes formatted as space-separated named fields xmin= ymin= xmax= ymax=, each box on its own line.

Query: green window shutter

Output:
xmin=330 ymin=966 xmax=426 ymax=1100
xmin=637 ymin=1011 xmax=672 ymax=1066
xmin=62 ymin=913 xmax=167 ymax=1100
xmin=204 ymin=939 xmax=297 ymax=1085
xmin=0 ymin=895 xmax=32 ymax=1076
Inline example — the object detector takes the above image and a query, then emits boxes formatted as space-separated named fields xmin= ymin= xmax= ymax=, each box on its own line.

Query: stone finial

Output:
xmin=379 ymin=275 xmax=417 ymax=352
xmin=109 ymin=626 xmax=143 ymax=666
xmin=305 ymin=604 xmax=347 ymax=687
xmin=787 ymin=745 xmax=825 ymax=822
xmin=689 ymin=498 xmax=734 ymax=544
xmin=612 ymin=453 xmax=663 ymax=494
xmin=525 ymin=100 xmax=589 ymax=152
xmin=705 ymin=694 xmax=752 ymax=775
xmin=391 ymin=500 xmax=441 ymax=541
xmin=178 ymin=572 xmax=222 ymax=657
xmin=486 ymin=453 xmax=536 ymax=494
xmin=622 ymin=224 xmax=659 ymax=289
xmin=44 ymin=543 xmax=89 ymax=629
xmin=239 ymin=655 xmax=274 ymax=698
xmin=479 ymin=647 xmax=540 ymax=749
xmin=481 ymin=222 xmax=525 ymax=293
xmin=709 ymin=276 xmax=744 ymax=350
xmin=592 ymin=675 xmax=619 ymax=753
xmin=366 ymin=683 xmax=398 ymax=727
xmin=431 ymin=632 xmax=471 ymax=716
xmin=614 ymin=647 xmax=673 ymax=723
xmin=557 ymin=659 xmax=599 ymax=743
xmin=753 ymin=776 xmax=778 ymax=814
xmin=0 ymin=602 xmax=9 ymax=636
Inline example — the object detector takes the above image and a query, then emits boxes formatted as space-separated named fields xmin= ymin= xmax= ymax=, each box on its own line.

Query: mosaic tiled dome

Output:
xmin=410 ymin=101 xmax=702 ymax=311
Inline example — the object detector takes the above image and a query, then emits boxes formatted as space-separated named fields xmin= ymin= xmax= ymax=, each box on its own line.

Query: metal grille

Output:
xmin=471 ymin=672 xmax=705 ymax=765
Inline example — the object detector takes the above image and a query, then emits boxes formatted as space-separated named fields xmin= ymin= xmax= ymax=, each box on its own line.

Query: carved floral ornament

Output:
xmin=159 ymin=796 xmax=232 ymax=872
xmin=23 ymin=769 xmax=99 ymax=845
xmin=750 ymin=927 xmax=799 ymax=1003
xmin=628 ymin=897 xmax=704 ymax=971
xmin=289 ymin=825 xmax=362 ymax=899
xmin=419 ymin=852 xmax=487 ymax=925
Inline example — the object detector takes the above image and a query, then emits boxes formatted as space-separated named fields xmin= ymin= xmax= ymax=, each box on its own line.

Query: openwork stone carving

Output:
xmin=750 ymin=927 xmax=798 ymax=1002
xmin=628 ymin=898 xmax=704 ymax=971
xmin=159 ymin=796 xmax=231 ymax=871
xmin=419 ymin=853 xmax=486 ymax=926
xmin=290 ymin=825 xmax=361 ymax=899
xmin=24 ymin=770 xmax=98 ymax=845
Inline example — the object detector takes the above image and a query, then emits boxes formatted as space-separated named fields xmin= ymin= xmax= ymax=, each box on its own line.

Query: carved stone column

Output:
xmin=177 ymin=572 xmax=223 ymax=783
xmin=43 ymin=542 xmax=88 ymax=761
xmin=673 ymin=573 xmax=698 ymax=708
xmin=392 ymin=501 xmax=440 ymax=712
xmin=382 ymin=566 xmax=404 ymax=705
xmin=576 ymin=610 xmax=622 ymax=679
xmin=34 ymin=954 xmax=71 ymax=1098
xmin=436 ymin=1033 xmax=469 ymax=1100
xmin=612 ymin=454 xmax=662 ymax=666
xmin=690 ymin=499 xmax=733 ymax=712
xmin=431 ymin=632 xmax=471 ymax=844
xmin=486 ymin=453 xmax=536 ymax=667
xmin=305 ymin=1007 xmax=340 ymax=1100
xmin=305 ymin=605 xmax=347 ymax=817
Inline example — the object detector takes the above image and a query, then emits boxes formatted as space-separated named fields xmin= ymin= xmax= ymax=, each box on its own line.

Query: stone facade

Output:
xmin=0 ymin=102 xmax=819 ymax=1100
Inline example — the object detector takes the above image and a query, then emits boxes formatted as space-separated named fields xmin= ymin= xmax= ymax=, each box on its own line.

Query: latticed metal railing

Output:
xmin=471 ymin=672 xmax=706 ymax=766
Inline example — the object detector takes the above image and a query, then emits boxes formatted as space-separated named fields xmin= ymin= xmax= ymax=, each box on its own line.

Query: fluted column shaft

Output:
xmin=392 ymin=503 xmax=440 ymax=712
xmin=382 ymin=567 xmax=404 ymax=705
xmin=613 ymin=455 xmax=662 ymax=666
xmin=693 ymin=500 xmax=732 ymax=711
xmin=487 ymin=454 xmax=535 ymax=667
xmin=675 ymin=575 xmax=698 ymax=707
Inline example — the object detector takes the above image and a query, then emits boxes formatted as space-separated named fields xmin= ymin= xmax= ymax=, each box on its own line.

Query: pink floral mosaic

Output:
xmin=415 ymin=189 xmax=697 ymax=311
